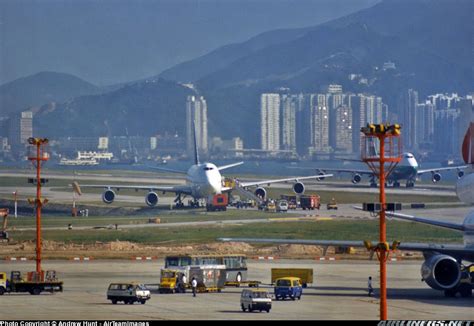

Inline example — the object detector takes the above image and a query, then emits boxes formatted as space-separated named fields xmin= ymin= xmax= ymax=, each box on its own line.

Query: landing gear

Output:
xmin=392 ymin=181 xmax=401 ymax=188
xmin=369 ymin=177 xmax=377 ymax=188
xmin=405 ymin=180 xmax=415 ymax=188
xmin=174 ymin=194 xmax=185 ymax=209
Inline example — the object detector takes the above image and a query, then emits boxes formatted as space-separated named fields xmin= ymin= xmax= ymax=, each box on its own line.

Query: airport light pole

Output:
xmin=27 ymin=137 xmax=49 ymax=278
xmin=360 ymin=124 xmax=401 ymax=320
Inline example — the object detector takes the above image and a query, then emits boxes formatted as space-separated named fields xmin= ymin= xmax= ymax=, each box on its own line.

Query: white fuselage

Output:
xmin=462 ymin=212 xmax=474 ymax=248
xmin=185 ymin=162 xmax=223 ymax=199
xmin=456 ymin=170 xmax=474 ymax=205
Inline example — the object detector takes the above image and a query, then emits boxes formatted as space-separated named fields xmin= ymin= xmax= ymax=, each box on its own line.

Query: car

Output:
xmin=107 ymin=282 xmax=151 ymax=304
xmin=276 ymin=200 xmax=288 ymax=212
xmin=240 ymin=288 xmax=272 ymax=312
xmin=274 ymin=277 xmax=303 ymax=301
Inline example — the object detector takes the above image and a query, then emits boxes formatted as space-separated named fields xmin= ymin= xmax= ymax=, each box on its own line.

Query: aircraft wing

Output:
xmin=238 ymin=173 xmax=333 ymax=188
xmin=77 ymin=184 xmax=193 ymax=195
xmin=218 ymin=238 xmax=474 ymax=260
xmin=384 ymin=211 xmax=465 ymax=231
xmin=417 ymin=165 xmax=467 ymax=175
xmin=317 ymin=168 xmax=375 ymax=176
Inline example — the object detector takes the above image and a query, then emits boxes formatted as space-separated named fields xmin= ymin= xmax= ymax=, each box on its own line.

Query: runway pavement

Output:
xmin=0 ymin=259 xmax=472 ymax=320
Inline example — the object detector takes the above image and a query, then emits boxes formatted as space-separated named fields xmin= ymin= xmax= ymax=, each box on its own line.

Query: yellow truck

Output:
xmin=271 ymin=268 xmax=313 ymax=288
xmin=159 ymin=269 xmax=187 ymax=293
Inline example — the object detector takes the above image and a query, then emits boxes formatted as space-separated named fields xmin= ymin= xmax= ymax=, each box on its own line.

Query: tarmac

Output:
xmin=1 ymin=259 xmax=472 ymax=320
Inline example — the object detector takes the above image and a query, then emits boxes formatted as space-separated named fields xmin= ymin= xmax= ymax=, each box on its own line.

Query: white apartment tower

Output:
xmin=261 ymin=93 xmax=281 ymax=151
xmin=281 ymin=95 xmax=297 ymax=152
xmin=186 ymin=95 xmax=208 ymax=156
xmin=310 ymin=94 xmax=330 ymax=153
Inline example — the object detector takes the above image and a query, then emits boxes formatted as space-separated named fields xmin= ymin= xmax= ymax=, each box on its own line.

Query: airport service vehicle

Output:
xmin=265 ymin=201 xmax=277 ymax=213
xmin=165 ymin=254 xmax=248 ymax=283
xmin=188 ymin=265 xmax=227 ymax=292
xmin=240 ymin=289 xmax=272 ymax=312
xmin=271 ymin=268 xmax=313 ymax=288
xmin=274 ymin=277 xmax=303 ymax=301
xmin=300 ymin=195 xmax=320 ymax=210
xmin=206 ymin=194 xmax=228 ymax=211
xmin=280 ymin=195 xmax=297 ymax=209
xmin=327 ymin=198 xmax=338 ymax=210
xmin=276 ymin=200 xmax=288 ymax=212
xmin=0 ymin=271 xmax=63 ymax=295
xmin=107 ymin=282 xmax=151 ymax=304
xmin=159 ymin=269 xmax=187 ymax=293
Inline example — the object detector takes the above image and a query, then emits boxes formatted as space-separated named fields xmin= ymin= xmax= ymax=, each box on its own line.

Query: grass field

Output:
xmin=7 ymin=210 xmax=290 ymax=227
xmin=8 ymin=219 xmax=462 ymax=245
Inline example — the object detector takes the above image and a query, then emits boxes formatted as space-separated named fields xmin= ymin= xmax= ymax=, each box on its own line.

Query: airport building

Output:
xmin=186 ymin=95 xmax=208 ymax=156
xmin=260 ymin=93 xmax=281 ymax=151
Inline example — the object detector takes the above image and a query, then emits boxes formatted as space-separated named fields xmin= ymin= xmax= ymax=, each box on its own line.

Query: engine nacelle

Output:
xmin=317 ymin=172 xmax=326 ymax=181
xmin=255 ymin=187 xmax=267 ymax=200
xmin=102 ymin=189 xmax=116 ymax=204
xmin=431 ymin=172 xmax=442 ymax=183
xmin=145 ymin=192 xmax=159 ymax=207
xmin=457 ymin=170 xmax=465 ymax=179
xmin=421 ymin=255 xmax=461 ymax=290
xmin=293 ymin=182 xmax=305 ymax=194
xmin=352 ymin=174 xmax=362 ymax=184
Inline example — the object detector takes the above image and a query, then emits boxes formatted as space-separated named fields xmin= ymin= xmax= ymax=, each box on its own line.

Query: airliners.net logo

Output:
xmin=378 ymin=322 xmax=472 ymax=326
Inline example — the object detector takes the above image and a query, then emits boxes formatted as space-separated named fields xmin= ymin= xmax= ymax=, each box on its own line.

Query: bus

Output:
xmin=164 ymin=254 xmax=248 ymax=283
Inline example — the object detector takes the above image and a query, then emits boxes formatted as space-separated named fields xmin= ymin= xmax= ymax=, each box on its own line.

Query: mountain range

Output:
xmin=1 ymin=0 xmax=472 ymax=147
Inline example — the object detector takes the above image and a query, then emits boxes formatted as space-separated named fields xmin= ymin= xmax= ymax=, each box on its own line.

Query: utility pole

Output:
xmin=27 ymin=137 xmax=49 ymax=277
xmin=360 ymin=124 xmax=402 ymax=320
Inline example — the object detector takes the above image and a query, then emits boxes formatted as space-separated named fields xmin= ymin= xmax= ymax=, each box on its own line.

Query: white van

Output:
xmin=107 ymin=282 xmax=151 ymax=304
xmin=277 ymin=200 xmax=288 ymax=212
xmin=240 ymin=289 xmax=272 ymax=313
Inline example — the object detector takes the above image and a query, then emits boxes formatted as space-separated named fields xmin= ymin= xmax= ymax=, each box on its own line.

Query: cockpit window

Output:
xmin=204 ymin=167 xmax=214 ymax=171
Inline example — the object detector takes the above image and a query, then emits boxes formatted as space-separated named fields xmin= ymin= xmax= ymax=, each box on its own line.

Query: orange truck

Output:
xmin=300 ymin=195 xmax=321 ymax=210
xmin=206 ymin=194 xmax=228 ymax=212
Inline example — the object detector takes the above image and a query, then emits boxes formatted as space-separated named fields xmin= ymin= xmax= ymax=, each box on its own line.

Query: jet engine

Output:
xmin=293 ymin=182 xmax=305 ymax=194
xmin=421 ymin=255 xmax=461 ymax=290
xmin=431 ymin=172 xmax=442 ymax=183
xmin=317 ymin=172 xmax=326 ymax=181
xmin=145 ymin=192 xmax=159 ymax=207
xmin=352 ymin=174 xmax=362 ymax=184
xmin=255 ymin=187 xmax=267 ymax=200
xmin=457 ymin=170 xmax=465 ymax=179
xmin=102 ymin=189 xmax=116 ymax=204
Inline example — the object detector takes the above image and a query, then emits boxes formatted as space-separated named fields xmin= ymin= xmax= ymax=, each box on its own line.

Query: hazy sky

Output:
xmin=0 ymin=0 xmax=379 ymax=86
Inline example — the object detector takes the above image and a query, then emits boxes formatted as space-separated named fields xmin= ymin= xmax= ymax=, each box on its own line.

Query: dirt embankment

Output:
xmin=0 ymin=240 xmax=421 ymax=260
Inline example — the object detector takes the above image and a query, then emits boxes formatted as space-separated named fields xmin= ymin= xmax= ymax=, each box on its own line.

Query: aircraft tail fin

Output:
xmin=462 ymin=122 xmax=474 ymax=164
xmin=193 ymin=121 xmax=200 ymax=165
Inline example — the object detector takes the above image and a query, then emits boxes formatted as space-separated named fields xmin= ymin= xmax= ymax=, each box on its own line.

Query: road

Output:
xmin=1 ymin=259 xmax=472 ymax=320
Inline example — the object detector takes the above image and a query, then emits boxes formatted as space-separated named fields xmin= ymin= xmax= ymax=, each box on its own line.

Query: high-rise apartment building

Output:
xmin=281 ymin=94 xmax=297 ymax=152
xmin=309 ymin=94 xmax=330 ymax=154
xmin=8 ymin=111 xmax=33 ymax=154
xmin=334 ymin=105 xmax=353 ymax=153
xmin=260 ymin=93 xmax=280 ymax=151
xmin=398 ymin=89 xmax=419 ymax=151
xmin=415 ymin=102 xmax=435 ymax=147
xmin=186 ymin=95 xmax=208 ymax=156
